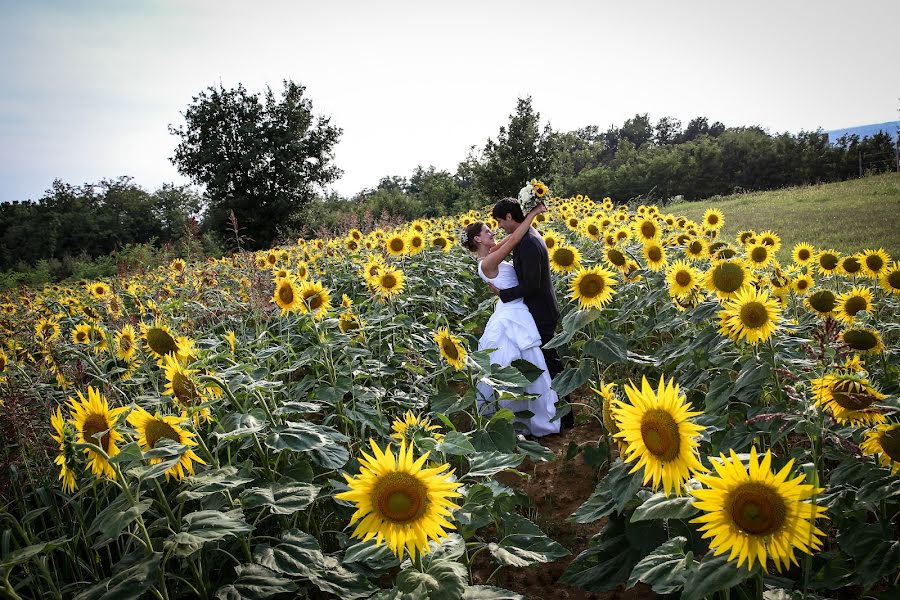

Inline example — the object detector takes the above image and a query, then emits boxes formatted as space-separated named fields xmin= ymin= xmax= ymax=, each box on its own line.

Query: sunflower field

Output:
xmin=1 ymin=193 xmax=899 ymax=600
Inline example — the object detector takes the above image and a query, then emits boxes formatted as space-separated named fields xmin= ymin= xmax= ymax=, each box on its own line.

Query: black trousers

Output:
xmin=538 ymin=322 xmax=573 ymax=427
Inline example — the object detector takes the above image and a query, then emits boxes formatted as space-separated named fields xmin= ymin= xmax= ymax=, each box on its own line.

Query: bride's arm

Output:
xmin=481 ymin=203 xmax=545 ymax=273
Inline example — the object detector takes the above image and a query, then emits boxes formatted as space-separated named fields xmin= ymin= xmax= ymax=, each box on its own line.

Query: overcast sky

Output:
xmin=1 ymin=0 xmax=898 ymax=203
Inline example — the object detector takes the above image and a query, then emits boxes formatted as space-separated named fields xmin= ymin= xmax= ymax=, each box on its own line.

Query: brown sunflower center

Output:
xmin=712 ymin=263 xmax=745 ymax=293
xmin=640 ymin=222 xmax=657 ymax=239
xmin=381 ymin=274 xmax=397 ymax=289
xmin=647 ymin=247 xmax=662 ymax=262
xmin=831 ymin=379 xmax=877 ymax=410
xmin=843 ymin=295 xmax=867 ymax=316
xmin=0 ymin=356 xmax=6 ymax=371
xmin=442 ymin=339 xmax=460 ymax=360
xmin=707 ymin=214 xmax=720 ymax=226
xmin=808 ymin=290 xmax=836 ymax=313
xmin=434 ymin=238 xmax=447 ymax=248
xmin=146 ymin=327 xmax=178 ymax=356
xmin=761 ymin=236 xmax=776 ymax=247
xmin=796 ymin=279 xmax=810 ymax=290
xmin=864 ymin=255 xmax=883 ymax=272
xmin=688 ymin=241 xmax=703 ymax=255
xmin=411 ymin=237 xmax=423 ymax=248
xmin=555 ymin=248 xmax=575 ymax=267
xmin=144 ymin=418 xmax=180 ymax=449
xmin=278 ymin=283 xmax=295 ymax=305
xmin=740 ymin=301 xmax=770 ymax=329
xmin=579 ymin=274 xmax=604 ymax=298
xmin=374 ymin=472 xmax=428 ymax=524
xmin=842 ymin=257 xmax=861 ymax=273
xmin=545 ymin=237 xmax=557 ymax=249
xmin=171 ymin=372 xmax=199 ymax=403
xmin=728 ymin=482 xmax=787 ymax=536
xmin=842 ymin=329 xmax=878 ymax=351
xmin=640 ymin=409 xmax=681 ymax=462
xmin=390 ymin=238 xmax=404 ymax=252
xmin=675 ymin=271 xmax=692 ymax=287
xmin=76 ymin=331 xmax=88 ymax=343
xmin=750 ymin=247 xmax=768 ymax=263
xmin=888 ymin=271 xmax=900 ymax=290
xmin=607 ymin=249 xmax=627 ymax=266
xmin=798 ymin=249 xmax=811 ymax=261
xmin=119 ymin=335 xmax=133 ymax=352
xmin=881 ymin=428 xmax=900 ymax=461
xmin=83 ymin=413 xmax=112 ymax=452
xmin=819 ymin=253 xmax=839 ymax=270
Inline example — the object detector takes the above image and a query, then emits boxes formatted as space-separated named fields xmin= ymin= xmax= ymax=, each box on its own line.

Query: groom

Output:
xmin=488 ymin=198 xmax=574 ymax=430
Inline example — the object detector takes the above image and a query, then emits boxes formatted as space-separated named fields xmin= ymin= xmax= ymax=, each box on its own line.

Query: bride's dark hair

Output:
xmin=462 ymin=222 xmax=483 ymax=252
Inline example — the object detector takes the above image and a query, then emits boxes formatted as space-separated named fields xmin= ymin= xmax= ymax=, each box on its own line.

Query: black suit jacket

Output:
xmin=498 ymin=228 xmax=560 ymax=330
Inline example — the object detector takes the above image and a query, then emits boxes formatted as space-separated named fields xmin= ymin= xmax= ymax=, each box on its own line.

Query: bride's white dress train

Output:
xmin=476 ymin=260 xmax=560 ymax=437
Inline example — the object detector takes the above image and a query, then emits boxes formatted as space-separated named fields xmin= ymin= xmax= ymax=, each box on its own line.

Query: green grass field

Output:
xmin=667 ymin=172 xmax=900 ymax=263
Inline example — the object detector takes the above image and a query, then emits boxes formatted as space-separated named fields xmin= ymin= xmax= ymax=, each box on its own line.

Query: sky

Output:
xmin=1 ymin=0 xmax=898 ymax=203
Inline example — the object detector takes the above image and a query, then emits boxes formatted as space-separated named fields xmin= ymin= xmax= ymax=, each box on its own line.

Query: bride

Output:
xmin=460 ymin=203 xmax=560 ymax=437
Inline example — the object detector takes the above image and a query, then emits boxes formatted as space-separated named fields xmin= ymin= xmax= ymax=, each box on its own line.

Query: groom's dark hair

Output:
xmin=491 ymin=198 xmax=524 ymax=223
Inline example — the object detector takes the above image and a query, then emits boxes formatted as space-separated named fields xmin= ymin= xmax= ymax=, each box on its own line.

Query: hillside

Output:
xmin=668 ymin=172 xmax=900 ymax=262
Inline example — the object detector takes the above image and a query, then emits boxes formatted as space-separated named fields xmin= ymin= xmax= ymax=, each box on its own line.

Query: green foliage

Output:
xmin=170 ymin=80 xmax=343 ymax=248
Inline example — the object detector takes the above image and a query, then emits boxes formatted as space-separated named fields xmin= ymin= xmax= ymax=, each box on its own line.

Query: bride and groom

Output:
xmin=461 ymin=198 xmax=573 ymax=438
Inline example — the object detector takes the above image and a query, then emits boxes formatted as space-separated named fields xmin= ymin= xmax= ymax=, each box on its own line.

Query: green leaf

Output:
xmin=396 ymin=559 xmax=467 ymax=600
xmin=87 ymin=494 xmax=153 ymax=549
xmin=216 ymin=411 xmax=267 ymax=440
xmin=454 ymin=485 xmax=494 ymax=529
xmin=342 ymin=539 xmax=401 ymax=572
xmin=583 ymin=332 xmax=627 ymax=363
xmin=681 ymin=552 xmax=757 ymax=600
xmin=705 ymin=374 xmax=733 ymax=412
xmin=273 ymin=401 xmax=322 ymax=416
xmin=630 ymin=491 xmax=699 ymax=522
xmin=264 ymin=420 xmax=329 ymax=453
xmin=551 ymin=359 xmax=592 ymax=399
xmin=855 ymin=474 xmax=900 ymax=505
xmin=463 ymin=586 xmax=525 ymax=599
xmin=307 ymin=442 xmax=349 ymax=470
xmin=466 ymin=452 xmax=524 ymax=478
xmin=627 ymin=536 xmax=693 ymax=593
xmin=497 ymin=513 xmax=569 ymax=565
xmin=510 ymin=358 xmax=544 ymax=384
xmin=215 ymin=564 xmax=299 ymax=600
xmin=515 ymin=439 xmax=555 ymax=462
xmin=570 ymin=460 xmax=642 ymax=523
xmin=178 ymin=466 xmax=254 ymax=502
xmin=166 ymin=509 xmax=253 ymax=557
xmin=73 ymin=552 xmax=162 ymax=600
xmin=435 ymin=430 xmax=476 ymax=456
xmin=241 ymin=482 xmax=321 ymax=515
xmin=431 ymin=385 xmax=475 ymax=416
xmin=0 ymin=537 xmax=69 ymax=568
xmin=837 ymin=521 xmax=900 ymax=588
xmin=545 ymin=309 xmax=602 ymax=349
xmin=254 ymin=529 xmax=375 ymax=598
xmin=470 ymin=418 xmax=517 ymax=453
xmin=488 ymin=543 xmax=546 ymax=567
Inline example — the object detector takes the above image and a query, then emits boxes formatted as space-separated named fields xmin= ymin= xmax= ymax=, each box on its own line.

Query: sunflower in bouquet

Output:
xmin=517 ymin=178 xmax=550 ymax=214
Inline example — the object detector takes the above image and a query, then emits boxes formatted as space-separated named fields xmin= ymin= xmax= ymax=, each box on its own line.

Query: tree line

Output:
xmin=3 ymin=80 xmax=897 ymax=281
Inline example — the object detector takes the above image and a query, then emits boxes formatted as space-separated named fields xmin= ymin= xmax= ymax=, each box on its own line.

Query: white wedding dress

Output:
xmin=476 ymin=260 xmax=561 ymax=437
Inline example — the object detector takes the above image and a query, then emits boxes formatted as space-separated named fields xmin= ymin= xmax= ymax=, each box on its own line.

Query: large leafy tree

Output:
xmin=170 ymin=80 xmax=342 ymax=248
xmin=475 ymin=97 xmax=559 ymax=199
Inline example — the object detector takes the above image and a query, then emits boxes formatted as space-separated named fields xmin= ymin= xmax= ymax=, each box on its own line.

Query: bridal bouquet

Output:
xmin=517 ymin=178 xmax=550 ymax=213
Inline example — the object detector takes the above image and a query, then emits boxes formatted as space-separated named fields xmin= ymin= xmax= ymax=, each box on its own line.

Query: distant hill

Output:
xmin=826 ymin=120 xmax=899 ymax=143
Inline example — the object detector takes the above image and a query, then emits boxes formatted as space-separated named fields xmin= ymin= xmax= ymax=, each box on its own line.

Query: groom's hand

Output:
xmin=487 ymin=284 xmax=500 ymax=296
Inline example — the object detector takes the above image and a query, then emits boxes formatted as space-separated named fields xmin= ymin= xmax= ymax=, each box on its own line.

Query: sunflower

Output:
xmin=50 ymin=407 xmax=78 ymax=493
xmin=541 ymin=230 xmax=562 ymax=251
xmin=611 ymin=375 xmax=706 ymax=497
xmin=169 ymin=258 xmax=186 ymax=274
xmin=691 ymin=447 xmax=827 ymax=573
xmin=838 ymin=255 xmax=863 ymax=277
xmin=613 ymin=226 xmax=631 ymax=244
xmin=815 ymin=249 xmax=840 ymax=275
xmin=581 ymin=217 xmax=603 ymax=241
xmin=338 ymin=311 xmax=363 ymax=335
xmin=839 ymin=327 xmax=885 ymax=354
xmin=0 ymin=349 xmax=8 ymax=382
xmin=757 ymin=230 xmax=781 ymax=252
xmin=162 ymin=354 xmax=212 ymax=422
xmin=115 ymin=325 xmax=138 ymax=362
xmin=803 ymin=289 xmax=835 ymax=317
xmin=273 ymin=275 xmax=301 ymax=313
xmin=858 ymin=248 xmax=889 ymax=278
xmin=335 ymin=440 xmax=463 ymax=560
xmin=362 ymin=255 xmax=385 ymax=280
xmin=140 ymin=321 xmax=191 ymax=364
xmin=87 ymin=281 xmax=111 ymax=299
xmin=666 ymin=261 xmax=700 ymax=299
xmin=385 ymin=233 xmax=408 ymax=256
xmin=791 ymin=243 xmax=815 ymax=266
xmin=745 ymin=243 xmax=773 ymax=270
xmin=567 ymin=266 xmax=617 ymax=310
xmin=225 ymin=330 xmax=236 ymax=354
xmin=811 ymin=373 xmax=886 ymax=425
xmin=603 ymin=246 xmax=630 ymax=272
xmin=433 ymin=327 xmax=466 ymax=370
xmin=72 ymin=323 xmax=91 ymax=344
xmin=684 ymin=238 xmax=708 ymax=261
xmin=68 ymin=386 xmax=128 ymax=480
xmin=298 ymin=280 xmax=331 ymax=319
xmin=36 ymin=317 xmax=61 ymax=342
xmin=344 ymin=238 xmax=360 ymax=253
xmin=834 ymin=286 xmax=873 ymax=324
xmin=860 ymin=423 xmax=900 ymax=475
xmin=533 ymin=180 xmax=549 ymax=198
xmin=550 ymin=245 xmax=582 ymax=274
xmin=407 ymin=233 xmax=426 ymax=255
xmin=294 ymin=261 xmax=310 ymax=280
xmin=792 ymin=274 xmax=814 ymax=296
xmin=592 ymin=382 xmax=626 ymax=452
xmin=642 ymin=241 xmax=667 ymax=271
xmin=878 ymin=261 xmax=900 ymax=294
xmin=736 ymin=230 xmax=757 ymax=246
xmin=718 ymin=287 xmax=781 ymax=344
xmin=633 ymin=217 xmax=660 ymax=242
xmin=127 ymin=406 xmax=206 ymax=481
xmin=705 ymin=259 xmax=752 ymax=300
xmin=391 ymin=411 xmax=445 ymax=444
xmin=703 ymin=208 xmax=724 ymax=231
xmin=371 ymin=266 xmax=405 ymax=298
xmin=430 ymin=233 xmax=450 ymax=251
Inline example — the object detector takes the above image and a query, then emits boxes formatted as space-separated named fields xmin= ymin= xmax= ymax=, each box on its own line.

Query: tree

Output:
xmin=170 ymin=80 xmax=342 ymax=248
xmin=474 ymin=97 xmax=559 ymax=198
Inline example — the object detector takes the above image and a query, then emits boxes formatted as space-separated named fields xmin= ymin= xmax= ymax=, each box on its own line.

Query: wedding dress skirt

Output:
xmin=476 ymin=261 xmax=560 ymax=437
